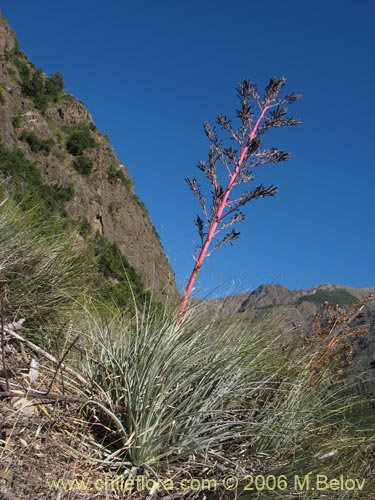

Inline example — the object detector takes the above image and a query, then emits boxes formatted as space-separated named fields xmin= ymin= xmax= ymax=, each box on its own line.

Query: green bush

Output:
xmin=72 ymin=154 xmax=93 ymax=175
xmin=45 ymin=71 xmax=64 ymax=101
xmin=66 ymin=126 xmax=97 ymax=156
xmin=21 ymin=68 xmax=47 ymax=111
xmin=12 ymin=112 xmax=21 ymax=129
xmin=49 ymin=182 xmax=75 ymax=204
xmin=5 ymin=45 xmax=64 ymax=112
xmin=79 ymin=218 xmax=91 ymax=239
xmin=0 ymin=145 xmax=69 ymax=217
xmin=107 ymin=164 xmax=131 ymax=190
xmin=92 ymin=233 xmax=150 ymax=309
xmin=19 ymin=130 xmax=54 ymax=155
xmin=5 ymin=46 xmax=30 ymax=81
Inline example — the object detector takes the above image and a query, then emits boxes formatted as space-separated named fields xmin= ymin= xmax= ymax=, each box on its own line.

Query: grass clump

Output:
xmin=77 ymin=306 xmax=278 ymax=469
xmin=0 ymin=199 xmax=88 ymax=334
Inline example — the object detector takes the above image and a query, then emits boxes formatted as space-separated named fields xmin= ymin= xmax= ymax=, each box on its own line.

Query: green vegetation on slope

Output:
xmin=298 ymin=288 xmax=357 ymax=307
xmin=66 ymin=122 xmax=97 ymax=156
xmin=19 ymin=129 xmax=54 ymax=155
xmin=5 ymin=41 xmax=65 ymax=113
xmin=0 ymin=199 xmax=88 ymax=337
xmin=0 ymin=145 xmax=151 ymax=310
xmin=72 ymin=154 xmax=93 ymax=175
xmin=0 ymin=145 xmax=73 ymax=217
xmin=91 ymin=233 xmax=151 ymax=309
xmin=107 ymin=163 xmax=131 ymax=190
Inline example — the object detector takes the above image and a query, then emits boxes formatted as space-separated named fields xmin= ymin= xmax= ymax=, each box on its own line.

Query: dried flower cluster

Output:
xmin=303 ymin=295 xmax=372 ymax=384
xmin=179 ymin=77 xmax=300 ymax=319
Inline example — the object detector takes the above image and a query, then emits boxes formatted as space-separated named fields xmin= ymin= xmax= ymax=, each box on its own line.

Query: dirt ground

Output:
xmin=0 ymin=338 xmax=130 ymax=500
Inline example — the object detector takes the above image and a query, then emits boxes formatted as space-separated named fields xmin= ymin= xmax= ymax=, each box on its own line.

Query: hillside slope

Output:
xmin=0 ymin=13 xmax=178 ymax=303
xmin=196 ymin=283 xmax=375 ymax=372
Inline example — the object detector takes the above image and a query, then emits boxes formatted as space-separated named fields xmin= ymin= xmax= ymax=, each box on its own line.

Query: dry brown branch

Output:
xmin=0 ymin=388 xmax=85 ymax=403
xmin=3 ymin=325 xmax=91 ymax=389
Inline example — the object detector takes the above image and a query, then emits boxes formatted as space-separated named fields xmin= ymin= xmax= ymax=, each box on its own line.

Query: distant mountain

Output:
xmin=0 ymin=12 xmax=178 ymax=303
xmin=194 ymin=283 xmax=375 ymax=372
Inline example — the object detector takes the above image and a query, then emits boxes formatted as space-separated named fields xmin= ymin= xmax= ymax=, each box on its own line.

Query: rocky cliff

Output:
xmin=0 ymin=13 xmax=178 ymax=302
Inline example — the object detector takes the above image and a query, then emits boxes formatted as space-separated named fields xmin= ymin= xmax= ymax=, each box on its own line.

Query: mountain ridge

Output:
xmin=193 ymin=282 xmax=375 ymax=373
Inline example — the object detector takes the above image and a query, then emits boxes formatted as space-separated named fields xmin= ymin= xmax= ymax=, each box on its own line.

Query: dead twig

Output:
xmin=3 ymin=325 xmax=91 ymax=389
xmin=0 ymin=388 xmax=86 ymax=403
xmin=0 ymin=284 xmax=10 ymax=392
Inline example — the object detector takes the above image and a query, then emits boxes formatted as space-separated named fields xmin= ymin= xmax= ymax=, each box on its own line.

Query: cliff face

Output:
xmin=0 ymin=14 xmax=178 ymax=302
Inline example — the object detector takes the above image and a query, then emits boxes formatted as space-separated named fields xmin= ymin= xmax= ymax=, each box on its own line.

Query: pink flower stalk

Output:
xmin=178 ymin=77 xmax=300 ymax=321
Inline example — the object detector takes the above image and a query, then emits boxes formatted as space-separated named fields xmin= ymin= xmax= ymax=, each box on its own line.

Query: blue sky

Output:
xmin=3 ymin=0 xmax=374 ymax=296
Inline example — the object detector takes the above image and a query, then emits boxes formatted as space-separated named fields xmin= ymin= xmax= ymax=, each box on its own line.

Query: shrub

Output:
xmin=5 ymin=46 xmax=30 ymax=81
xmin=107 ymin=164 xmax=131 ymax=190
xmin=12 ymin=111 xmax=21 ymax=129
xmin=79 ymin=218 xmax=91 ymax=239
xmin=21 ymin=68 xmax=50 ymax=112
xmin=66 ymin=126 xmax=97 ymax=156
xmin=92 ymin=233 xmax=150 ymax=309
xmin=19 ymin=130 xmax=54 ymax=155
xmin=72 ymin=154 xmax=93 ymax=175
xmin=0 ymin=146 xmax=45 ymax=202
xmin=50 ymin=182 xmax=75 ymax=203
xmin=45 ymin=71 xmax=64 ymax=101
xmin=0 ymin=145 xmax=69 ymax=217
xmin=5 ymin=45 xmax=65 ymax=112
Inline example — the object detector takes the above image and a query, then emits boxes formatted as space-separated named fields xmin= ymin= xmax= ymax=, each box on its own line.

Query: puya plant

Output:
xmin=179 ymin=77 xmax=300 ymax=319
